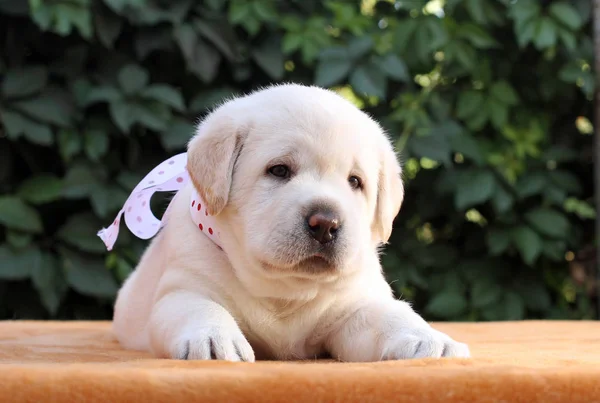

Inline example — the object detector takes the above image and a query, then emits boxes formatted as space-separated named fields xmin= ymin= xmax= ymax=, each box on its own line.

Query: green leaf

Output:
xmin=489 ymin=81 xmax=519 ymax=106
xmin=61 ymin=249 xmax=119 ymax=299
xmin=425 ymin=291 xmax=467 ymax=318
xmin=0 ymin=109 xmax=25 ymax=138
xmin=516 ymin=19 xmax=537 ymax=48
xmin=32 ymin=2 xmax=92 ymax=39
xmin=84 ymin=130 xmax=109 ymax=161
xmin=21 ymin=123 xmax=53 ymax=145
xmin=315 ymin=47 xmax=352 ymax=87
xmin=557 ymin=27 xmax=576 ymax=51
xmin=393 ymin=18 xmax=418 ymax=53
xmin=486 ymin=227 xmax=511 ymax=256
xmin=347 ymin=36 xmax=374 ymax=60
xmin=504 ymin=291 xmax=526 ymax=320
xmin=94 ymin=2 xmax=123 ymax=48
xmin=1 ymin=66 xmax=48 ymax=98
xmin=0 ymin=108 xmax=53 ymax=144
xmin=6 ymin=231 xmax=32 ymax=249
xmin=409 ymin=134 xmax=451 ymax=166
xmin=456 ymin=91 xmax=484 ymax=119
xmin=379 ymin=54 xmax=409 ymax=82
xmin=17 ymin=175 xmax=63 ymax=205
xmin=113 ymin=256 xmax=134 ymax=283
xmin=160 ymin=118 xmax=194 ymax=151
xmin=544 ymin=186 xmax=567 ymax=206
xmin=102 ymin=0 xmax=145 ymax=14
xmin=454 ymin=170 xmax=496 ymax=210
xmin=189 ymin=87 xmax=238 ymax=113
xmin=89 ymin=184 xmax=128 ymax=218
xmin=0 ymin=197 xmax=43 ymax=233
xmin=448 ymin=130 xmax=484 ymax=165
xmin=511 ymin=226 xmax=543 ymax=265
xmin=458 ymin=23 xmax=498 ymax=49
xmin=134 ymin=27 xmax=173 ymax=59
xmin=57 ymin=213 xmax=107 ymax=253
xmin=465 ymin=0 xmax=487 ymax=25
xmin=491 ymin=184 xmax=514 ymax=214
xmin=140 ymin=85 xmax=185 ymax=112
xmin=109 ymin=100 xmax=136 ymax=133
xmin=464 ymin=105 xmax=489 ymax=131
xmin=564 ymin=197 xmax=596 ymax=220
xmin=349 ymin=62 xmax=387 ymax=99
xmin=118 ymin=64 xmax=149 ymax=95
xmin=62 ymin=164 xmax=99 ymax=199
xmin=471 ymin=279 xmax=502 ymax=308
xmin=548 ymin=170 xmax=582 ymax=195
xmin=548 ymin=2 xmax=583 ymax=31
xmin=131 ymin=101 xmax=171 ymax=131
xmin=405 ymin=262 xmax=429 ymax=290
xmin=524 ymin=208 xmax=570 ymax=239
xmin=194 ymin=19 xmax=238 ymax=61
xmin=228 ymin=0 xmax=250 ymax=22
xmin=518 ymin=282 xmax=551 ymax=312
xmin=481 ymin=290 xmax=525 ymax=321
xmin=516 ymin=172 xmax=547 ymax=198
xmin=188 ymin=37 xmax=221 ymax=82
xmin=487 ymin=98 xmax=508 ymax=129
xmin=11 ymin=89 xmax=74 ymax=127
xmin=509 ymin=0 xmax=540 ymax=26
xmin=282 ymin=33 xmax=303 ymax=54
xmin=31 ymin=252 xmax=67 ymax=315
xmin=453 ymin=41 xmax=477 ymax=70
xmin=174 ymin=22 xmax=196 ymax=58
xmin=533 ymin=17 xmax=557 ymax=49
xmin=251 ymin=37 xmax=285 ymax=80
xmin=252 ymin=1 xmax=277 ymax=21
xmin=542 ymin=239 xmax=566 ymax=261
xmin=0 ymin=245 xmax=41 ymax=280
xmin=57 ymin=128 xmax=82 ymax=162
xmin=84 ymin=85 xmax=122 ymax=105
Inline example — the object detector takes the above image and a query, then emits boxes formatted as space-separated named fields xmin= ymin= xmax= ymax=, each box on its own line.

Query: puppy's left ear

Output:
xmin=186 ymin=107 xmax=248 ymax=216
xmin=371 ymin=136 xmax=404 ymax=245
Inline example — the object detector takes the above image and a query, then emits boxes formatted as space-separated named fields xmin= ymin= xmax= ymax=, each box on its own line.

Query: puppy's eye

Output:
xmin=348 ymin=176 xmax=362 ymax=190
xmin=268 ymin=164 xmax=290 ymax=179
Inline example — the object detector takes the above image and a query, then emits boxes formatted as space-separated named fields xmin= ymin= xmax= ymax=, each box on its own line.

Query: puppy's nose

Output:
xmin=306 ymin=210 xmax=340 ymax=244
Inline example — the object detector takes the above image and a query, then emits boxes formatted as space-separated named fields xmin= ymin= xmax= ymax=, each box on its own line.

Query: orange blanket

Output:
xmin=0 ymin=320 xmax=599 ymax=402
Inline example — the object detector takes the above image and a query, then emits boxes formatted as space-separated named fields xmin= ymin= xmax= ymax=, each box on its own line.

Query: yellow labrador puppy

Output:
xmin=110 ymin=84 xmax=470 ymax=362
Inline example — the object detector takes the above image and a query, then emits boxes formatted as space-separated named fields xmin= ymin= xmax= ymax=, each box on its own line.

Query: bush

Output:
xmin=0 ymin=0 xmax=596 ymax=320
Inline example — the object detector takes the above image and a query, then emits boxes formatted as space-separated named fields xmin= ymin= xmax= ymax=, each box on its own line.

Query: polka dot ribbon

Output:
xmin=97 ymin=153 xmax=222 ymax=251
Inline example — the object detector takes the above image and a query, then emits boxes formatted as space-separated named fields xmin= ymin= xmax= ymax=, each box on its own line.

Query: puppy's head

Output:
xmin=187 ymin=84 xmax=403 ymax=279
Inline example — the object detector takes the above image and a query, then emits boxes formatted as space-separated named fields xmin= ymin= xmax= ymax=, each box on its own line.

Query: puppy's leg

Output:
xmin=326 ymin=299 xmax=470 ymax=362
xmin=148 ymin=290 xmax=255 ymax=362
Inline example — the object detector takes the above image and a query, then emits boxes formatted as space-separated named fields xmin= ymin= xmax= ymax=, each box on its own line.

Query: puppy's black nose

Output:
xmin=306 ymin=210 xmax=340 ymax=244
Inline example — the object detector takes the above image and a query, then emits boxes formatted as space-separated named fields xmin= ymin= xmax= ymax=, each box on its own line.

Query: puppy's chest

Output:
xmin=240 ymin=302 xmax=329 ymax=360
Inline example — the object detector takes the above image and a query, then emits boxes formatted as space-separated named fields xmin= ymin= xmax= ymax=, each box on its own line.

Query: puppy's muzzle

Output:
xmin=306 ymin=208 xmax=341 ymax=244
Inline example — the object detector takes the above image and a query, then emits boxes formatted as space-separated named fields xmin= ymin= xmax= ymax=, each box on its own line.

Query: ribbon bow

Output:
xmin=97 ymin=153 xmax=222 ymax=251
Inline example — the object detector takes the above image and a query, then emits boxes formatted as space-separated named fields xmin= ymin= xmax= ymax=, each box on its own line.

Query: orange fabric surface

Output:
xmin=0 ymin=320 xmax=599 ymax=402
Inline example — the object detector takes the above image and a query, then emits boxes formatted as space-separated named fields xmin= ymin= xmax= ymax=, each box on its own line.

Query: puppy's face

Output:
xmin=187 ymin=85 xmax=403 ymax=279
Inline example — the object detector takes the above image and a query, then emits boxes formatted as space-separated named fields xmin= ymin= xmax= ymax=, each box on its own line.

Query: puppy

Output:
xmin=111 ymin=84 xmax=470 ymax=362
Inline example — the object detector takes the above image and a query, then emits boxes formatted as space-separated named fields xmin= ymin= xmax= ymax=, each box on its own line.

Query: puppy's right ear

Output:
xmin=186 ymin=109 xmax=248 ymax=216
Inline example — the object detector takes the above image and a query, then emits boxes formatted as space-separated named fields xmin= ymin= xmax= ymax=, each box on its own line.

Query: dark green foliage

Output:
xmin=0 ymin=0 xmax=595 ymax=320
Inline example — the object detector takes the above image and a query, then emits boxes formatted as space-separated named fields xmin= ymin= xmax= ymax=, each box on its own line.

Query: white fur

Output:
xmin=112 ymin=84 xmax=470 ymax=362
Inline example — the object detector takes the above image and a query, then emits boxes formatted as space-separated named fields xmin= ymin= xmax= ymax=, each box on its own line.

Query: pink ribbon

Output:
xmin=97 ymin=153 xmax=222 ymax=251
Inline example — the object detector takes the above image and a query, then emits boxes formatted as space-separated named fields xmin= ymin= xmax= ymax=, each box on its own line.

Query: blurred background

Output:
xmin=0 ymin=0 xmax=596 ymax=321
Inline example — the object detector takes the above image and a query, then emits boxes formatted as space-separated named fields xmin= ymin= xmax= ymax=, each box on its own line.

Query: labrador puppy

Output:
xmin=112 ymin=83 xmax=470 ymax=362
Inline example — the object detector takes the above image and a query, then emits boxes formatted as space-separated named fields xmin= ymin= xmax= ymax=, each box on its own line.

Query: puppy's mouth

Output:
xmin=259 ymin=254 xmax=338 ymax=276
xmin=296 ymin=255 xmax=335 ymax=273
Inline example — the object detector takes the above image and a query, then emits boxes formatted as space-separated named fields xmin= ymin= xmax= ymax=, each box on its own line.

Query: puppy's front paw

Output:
xmin=173 ymin=326 xmax=255 ymax=362
xmin=382 ymin=327 xmax=470 ymax=360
